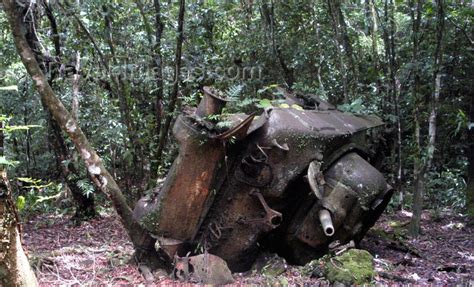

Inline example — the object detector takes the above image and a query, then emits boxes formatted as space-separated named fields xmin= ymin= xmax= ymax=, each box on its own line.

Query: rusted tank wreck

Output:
xmin=134 ymin=87 xmax=393 ymax=272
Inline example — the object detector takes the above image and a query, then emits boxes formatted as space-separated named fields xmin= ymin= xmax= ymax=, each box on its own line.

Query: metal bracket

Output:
xmin=239 ymin=189 xmax=282 ymax=230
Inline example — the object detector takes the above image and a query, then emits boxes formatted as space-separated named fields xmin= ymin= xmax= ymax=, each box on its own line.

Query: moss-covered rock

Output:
xmin=261 ymin=254 xmax=288 ymax=277
xmin=324 ymin=249 xmax=375 ymax=285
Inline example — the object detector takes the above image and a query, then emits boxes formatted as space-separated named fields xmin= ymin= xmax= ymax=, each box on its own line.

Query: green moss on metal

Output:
xmin=139 ymin=200 xmax=162 ymax=233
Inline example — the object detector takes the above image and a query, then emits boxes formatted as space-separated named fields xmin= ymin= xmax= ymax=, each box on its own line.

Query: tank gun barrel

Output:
xmin=318 ymin=209 xmax=335 ymax=236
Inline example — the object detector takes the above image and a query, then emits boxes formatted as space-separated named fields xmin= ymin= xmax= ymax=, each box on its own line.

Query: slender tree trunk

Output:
xmin=380 ymin=0 xmax=403 ymax=208
xmin=23 ymin=101 xmax=31 ymax=176
xmin=152 ymin=0 xmax=165 ymax=177
xmin=261 ymin=1 xmax=295 ymax=89
xmin=326 ymin=0 xmax=355 ymax=103
xmin=102 ymin=4 xmax=145 ymax=186
xmin=71 ymin=52 xmax=80 ymax=122
xmin=409 ymin=0 xmax=423 ymax=236
xmin=39 ymin=5 xmax=96 ymax=220
xmin=369 ymin=0 xmax=382 ymax=102
xmin=2 ymin=0 xmax=159 ymax=264
xmin=0 ymin=121 xmax=4 ymax=156
xmin=135 ymin=0 xmax=165 ymax=175
xmin=410 ymin=0 xmax=444 ymax=236
xmin=314 ymin=20 xmax=326 ymax=93
xmin=467 ymin=94 xmax=474 ymax=220
xmin=327 ymin=0 xmax=350 ymax=104
xmin=156 ymin=0 xmax=186 ymax=164
xmin=390 ymin=0 xmax=403 ymax=210
xmin=153 ymin=0 xmax=165 ymax=144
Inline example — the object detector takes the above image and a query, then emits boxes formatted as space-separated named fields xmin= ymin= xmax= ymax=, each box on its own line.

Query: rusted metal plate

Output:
xmin=137 ymin=115 xmax=226 ymax=242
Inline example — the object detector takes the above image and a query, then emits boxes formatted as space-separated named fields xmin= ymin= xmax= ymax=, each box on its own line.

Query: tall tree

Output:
xmin=155 ymin=0 xmax=186 ymax=163
xmin=134 ymin=0 xmax=165 ymax=175
xmin=153 ymin=0 xmax=165 ymax=143
xmin=58 ymin=1 xmax=147 ymax=188
xmin=260 ymin=1 xmax=295 ymax=88
xmin=102 ymin=3 xmax=146 ymax=187
xmin=379 ymin=0 xmax=403 ymax=208
xmin=27 ymin=0 xmax=97 ymax=220
xmin=468 ymin=94 xmax=474 ymax=220
xmin=326 ymin=0 xmax=356 ymax=103
xmin=410 ymin=0 xmax=445 ymax=236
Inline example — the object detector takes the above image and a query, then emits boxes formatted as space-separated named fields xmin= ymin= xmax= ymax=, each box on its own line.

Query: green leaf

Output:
xmin=258 ymin=99 xmax=272 ymax=108
xmin=35 ymin=193 xmax=61 ymax=204
xmin=1 ymin=124 xmax=42 ymax=132
xmin=0 ymin=85 xmax=18 ymax=91
xmin=16 ymin=177 xmax=42 ymax=184
xmin=16 ymin=196 xmax=26 ymax=211
xmin=0 ymin=156 xmax=18 ymax=167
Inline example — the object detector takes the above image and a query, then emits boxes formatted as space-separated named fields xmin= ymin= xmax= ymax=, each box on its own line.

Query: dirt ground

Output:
xmin=23 ymin=209 xmax=473 ymax=286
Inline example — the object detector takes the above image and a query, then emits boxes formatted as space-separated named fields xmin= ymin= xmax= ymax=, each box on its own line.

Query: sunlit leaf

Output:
xmin=0 ymin=85 xmax=18 ymax=91
xmin=258 ymin=99 xmax=272 ymax=108
xmin=17 ymin=177 xmax=42 ymax=184
xmin=16 ymin=196 xmax=26 ymax=211
xmin=0 ymin=156 xmax=18 ymax=166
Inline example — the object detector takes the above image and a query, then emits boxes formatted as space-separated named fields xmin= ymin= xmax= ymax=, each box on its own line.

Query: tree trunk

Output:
xmin=326 ymin=0 xmax=356 ymax=104
xmin=23 ymin=101 xmax=31 ymax=176
xmin=380 ymin=0 xmax=403 ymax=208
xmin=390 ymin=0 xmax=403 ymax=210
xmin=261 ymin=1 xmax=295 ymax=89
xmin=156 ymin=0 xmax=186 ymax=164
xmin=39 ymin=6 xmax=96 ymax=220
xmin=0 ymin=121 xmax=4 ymax=156
xmin=42 ymin=100 xmax=97 ymax=220
xmin=0 ymin=134 xmax=37 ymax=286
xmin=135 ymin=0 xmax=165 ymax=175
xmin=153 ymin=0 xmax=165 ymax=143
xmin=2 ymin=0 xmax=159 ymax=264
xmin=409 ymin=0 xmax=423 ymax=236
xmin=63 ymin=1 xmax=146 ymax=187
xmin=410 ymin=0 xmax=444 ymax=236
xmin=102 ymin=4 xmax=145 ymax=186
xmin=153 ymin=0 xmax=165 ymax=174
xmin=467 ymin=94 xmax=474 ymax=219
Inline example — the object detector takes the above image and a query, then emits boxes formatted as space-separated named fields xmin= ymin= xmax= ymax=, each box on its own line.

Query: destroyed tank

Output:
xmin=134 ymin=87 xmax=393 ymax=272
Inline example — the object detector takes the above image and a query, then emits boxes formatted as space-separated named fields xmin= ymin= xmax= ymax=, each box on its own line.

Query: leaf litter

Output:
xmin=23 ymin=209 xmax=473 ymax=285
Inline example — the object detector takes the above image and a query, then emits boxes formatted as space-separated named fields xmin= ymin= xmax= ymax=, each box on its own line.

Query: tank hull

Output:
xmin=134 ymin=87 xmax=393 ymax=271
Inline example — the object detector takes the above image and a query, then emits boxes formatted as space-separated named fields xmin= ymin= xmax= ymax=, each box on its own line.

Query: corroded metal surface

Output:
xmin=133 ymin=87 xmax=393 ymax=271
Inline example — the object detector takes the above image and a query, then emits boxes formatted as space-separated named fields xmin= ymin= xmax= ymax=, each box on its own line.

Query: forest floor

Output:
xmin=23 ymin=209 xmax=473 ymax=286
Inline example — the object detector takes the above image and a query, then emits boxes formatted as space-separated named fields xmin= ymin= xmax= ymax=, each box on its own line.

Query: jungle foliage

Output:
xmin=0 ymin=0 xmax=472 ymax=230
